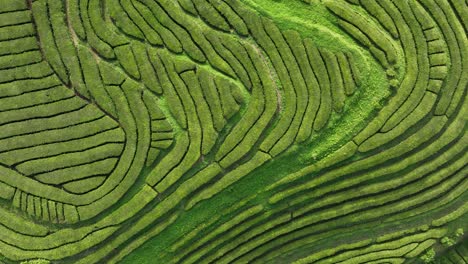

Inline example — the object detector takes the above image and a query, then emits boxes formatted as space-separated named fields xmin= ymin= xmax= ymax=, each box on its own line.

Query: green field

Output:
xmin=0 ymin=0 xmax=466 ymax=263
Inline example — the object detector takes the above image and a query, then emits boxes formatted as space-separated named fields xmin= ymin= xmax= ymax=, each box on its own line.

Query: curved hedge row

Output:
xmin=0 ymin=0 xmax=465 ymax=263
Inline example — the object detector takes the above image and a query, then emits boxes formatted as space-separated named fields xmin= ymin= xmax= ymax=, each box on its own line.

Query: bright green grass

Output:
xmin=241 ymin=0 xmax=351 ymax=51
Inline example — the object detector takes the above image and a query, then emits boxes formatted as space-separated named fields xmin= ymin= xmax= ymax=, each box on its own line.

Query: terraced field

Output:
xmin=0 ymin=0 xmax=466 ymax=263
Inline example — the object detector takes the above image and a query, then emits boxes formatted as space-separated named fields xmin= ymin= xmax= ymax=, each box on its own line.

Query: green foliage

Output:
xmin=115 ymin=44 xmax=141 ymax=79
xmin=193 ymin=0 xmax=230 ymax=32
xmin=455 ymin=228 xmax=464 ymax=237
xmin=440 ymin=236 xmax=455 ymax=247
xmin=109 ymin=0 xmax=145 ymax=40
xmin=0 ymin=0 xmax=465 ymax=263
xmin=420 ymin=248 xmax=436 ymax=263
xmin=20 ymin=260 xmax=50 ymax=264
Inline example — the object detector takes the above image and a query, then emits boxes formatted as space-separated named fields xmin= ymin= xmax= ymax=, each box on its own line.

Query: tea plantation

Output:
xmin=0 ymin=0 xmax=466 ymax=263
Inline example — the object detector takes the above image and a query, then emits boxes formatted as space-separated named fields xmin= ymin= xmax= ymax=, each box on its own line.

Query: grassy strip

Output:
xmin=8 ymin=0 xmax=464 ymax=262
xmin=267 ymin=141 xmax=357 ymax=197
xmin=239 ymin=0 xmax=356 ymax=52
xmin=187 ymin=151 xmax=271 ymax=209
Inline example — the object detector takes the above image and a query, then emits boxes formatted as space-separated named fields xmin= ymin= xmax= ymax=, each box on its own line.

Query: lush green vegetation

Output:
xmin=0 ymin=0 xmax=466 ymax=263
